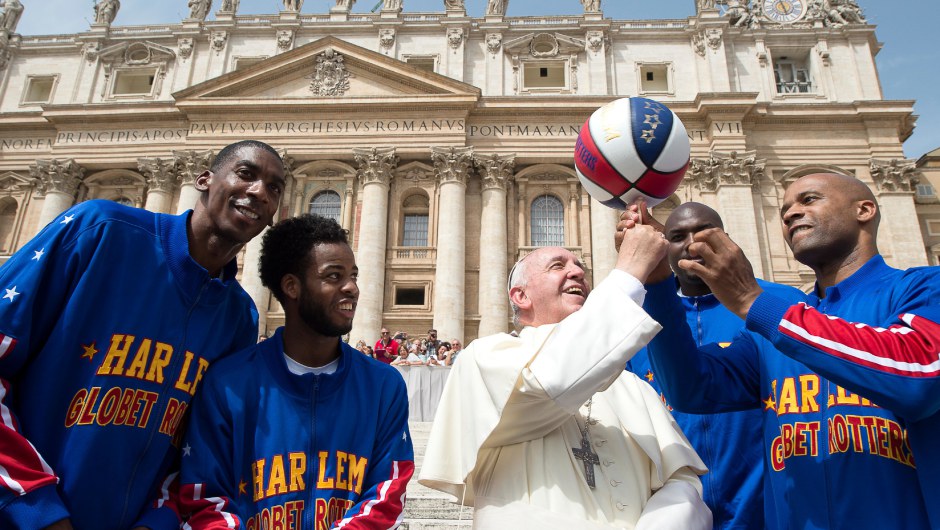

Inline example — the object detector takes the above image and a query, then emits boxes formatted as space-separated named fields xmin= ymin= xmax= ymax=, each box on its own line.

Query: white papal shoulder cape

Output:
xmin=419 ymin=270 xmax=711 ymax=529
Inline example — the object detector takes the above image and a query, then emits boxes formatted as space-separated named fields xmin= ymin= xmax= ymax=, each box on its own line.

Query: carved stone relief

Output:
xmin=309 ymin=49 xmax=351 ymax=97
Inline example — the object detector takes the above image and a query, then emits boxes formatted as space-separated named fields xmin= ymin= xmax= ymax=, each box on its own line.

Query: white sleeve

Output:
xmin=636 ymin=472 xmax=712 ymax=530
xmin=527 ymin=269 xmax=662 ymax=413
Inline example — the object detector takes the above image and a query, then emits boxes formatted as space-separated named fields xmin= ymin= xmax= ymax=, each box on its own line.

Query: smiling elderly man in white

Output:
xmin=419 ymin=222 xmax=710 ymax=529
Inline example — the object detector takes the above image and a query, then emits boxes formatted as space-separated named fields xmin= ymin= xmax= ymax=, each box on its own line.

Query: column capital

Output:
xmin=474 ymin=153 xmax=515 ymax=191
xmin=138 ymin=157 xmax=178 ymax=193
xmin=870 ymin=158 xmax=919 ymax=194
xmin=432 ymin=146 xmax=474 ymax=186
xmin=277 ymin=148 xmax=296 ymax=179
xmin=173 ymin=149 xmax=214 ymax=186
xmin=353 ymin=147 xmax=399 ymax=186
xmin=29 ymin=158 xmax=84 ymax=197
xmin=688 ymin=150 xmax=765 ymax=192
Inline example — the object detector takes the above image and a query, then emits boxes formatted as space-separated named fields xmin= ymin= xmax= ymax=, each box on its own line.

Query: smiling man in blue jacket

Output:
xmin=627 ymin=202 xmax=800 ymax=529
xmin=622 ymin=174 xmax=940 ymax=529
xmin=178 ymin=214 xmax=414 ymax=529
xmin=0 ymin=140 xmax=286 ymax=530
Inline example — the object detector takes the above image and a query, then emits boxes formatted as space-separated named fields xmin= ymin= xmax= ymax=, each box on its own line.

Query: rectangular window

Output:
xmin=523 ymin=62 xmax=566 ymax=89
xmin=112 ymin=69 xmax=157 ymax=96
xmin=394 ymin=286 xmax=426 ymax=306
xmin=773 ymin=54 xmax=813 ymax=94
xmin=406 ymin=56 xmax=436 ymax=73
xmin=917 ymin=184 xmax=935 ymax=197
xmin=402 ymin=214 xmax=429 ymax=247
xmin=22 ymin=76 xmax=56 ymax=104
xmin=639 ymin=64 xmax=670 ymax=93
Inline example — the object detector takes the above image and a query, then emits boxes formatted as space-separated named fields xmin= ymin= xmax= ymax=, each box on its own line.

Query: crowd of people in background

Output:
xmin=355 ymin=328 xmax=462 ymax=367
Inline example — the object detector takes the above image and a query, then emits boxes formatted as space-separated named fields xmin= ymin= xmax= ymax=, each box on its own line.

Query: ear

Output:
xmin=509 ymin=286 xmax=531 ymax=312
xmin=856 ymin=199 xmax=877 ymax=224
xmin=194 ymin=170 xmax=213 ymax=192
xmin=281 ymin=273 xmax=302 ymax=303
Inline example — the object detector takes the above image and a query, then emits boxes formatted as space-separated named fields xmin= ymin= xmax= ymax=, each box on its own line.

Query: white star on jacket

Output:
xmin=60 ymin=214 xmax=75 ymax=225
xmin=32 ymin=248 xmax=44 ymax=261
xmin=3 ymin=287 xmax=20 ymax=302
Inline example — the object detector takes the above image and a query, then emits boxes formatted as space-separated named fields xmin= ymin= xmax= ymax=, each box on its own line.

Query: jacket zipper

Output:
xmin=117 ymin=279 xmax=210 ymax=526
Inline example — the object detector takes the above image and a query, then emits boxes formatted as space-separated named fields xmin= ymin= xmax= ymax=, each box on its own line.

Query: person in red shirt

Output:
xmin=374 ymin=327 xmax=399 ymax=364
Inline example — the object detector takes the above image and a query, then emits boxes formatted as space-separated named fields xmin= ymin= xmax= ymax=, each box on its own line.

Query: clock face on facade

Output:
xmin=762 ymin=0 xmax=806 ymax=23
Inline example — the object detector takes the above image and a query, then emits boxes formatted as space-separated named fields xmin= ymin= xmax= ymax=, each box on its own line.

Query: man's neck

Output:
xmin=282 ymin=319 xmax=342 ymax=368
xmin=812 ymin=248 xmax=877 ymax=296
xmin=677 ymin=279 xmax=711 ymax=298
xmin=187 ymin=217 xmax=244 ymax=278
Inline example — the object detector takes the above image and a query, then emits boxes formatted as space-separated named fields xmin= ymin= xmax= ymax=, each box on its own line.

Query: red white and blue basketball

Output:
xmin=574 ymin=97 xmax=690 ymax=209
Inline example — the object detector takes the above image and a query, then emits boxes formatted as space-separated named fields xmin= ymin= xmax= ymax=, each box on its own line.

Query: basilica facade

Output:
xmin=0 ymin=0 xmax=928 ymax=344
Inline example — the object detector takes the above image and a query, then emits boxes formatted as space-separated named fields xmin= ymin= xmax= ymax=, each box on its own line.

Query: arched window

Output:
xmin=531 ymin=194 xmax=564 ymax=246
xmin=309 ymin=190 xmax=341 ymax=221
xmin=0 ymin=198 xmax=17 ymax=253
xmin=113 ymin=196 xmax=134 ymax=207
xmin=401 ymin=193 xmax=429 ymax=247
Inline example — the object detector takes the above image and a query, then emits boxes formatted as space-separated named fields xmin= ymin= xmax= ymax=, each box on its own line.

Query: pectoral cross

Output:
xmin=572 ymin=432 xmax=600 ymax=489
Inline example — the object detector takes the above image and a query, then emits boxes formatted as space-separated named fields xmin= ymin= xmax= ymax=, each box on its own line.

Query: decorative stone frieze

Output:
xmin=353 ymin=147 xmax=398 ymax=186
xmin=486 ymin=33 xmax=502 ymax=55
xmin=474 ymin=153 xmax=516 ymax=191
xmin=431 ymin=146 xmax=474 ymax=186
xmin=379 ymin=29 xmax=395 ymax=52
xmin=210 ymin=31 xmax=228 ymax=53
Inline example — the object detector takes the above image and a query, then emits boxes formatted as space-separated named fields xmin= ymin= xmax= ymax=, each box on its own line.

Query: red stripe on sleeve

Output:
xmin=178 ymin=483 xmax=239 ymax=529
xmin=335 ymin=459 xmax=415 ymax=529
xmin=778 ymin=303 xmax=940 ymax=378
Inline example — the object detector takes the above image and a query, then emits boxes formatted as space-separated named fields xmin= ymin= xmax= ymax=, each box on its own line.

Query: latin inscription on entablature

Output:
xmin=54 ymin=128 xmax=188 ymax=145
xmin=187 ymin=119 xmax=467 ymax=137
xmin=0 ymin=137 xmax=55 ymax=152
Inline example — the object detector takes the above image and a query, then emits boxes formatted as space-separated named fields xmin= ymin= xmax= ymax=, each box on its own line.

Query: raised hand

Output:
xmin=678 ymin=228 xmax=763 ymax=318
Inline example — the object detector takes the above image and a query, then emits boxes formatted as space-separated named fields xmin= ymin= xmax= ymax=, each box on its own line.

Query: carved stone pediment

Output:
xmin=396 ymin=161 xmax=435 ymax=185
xmin=503 ymin=32 xmax=585 ymax=58
xmin=97 ymin=41 xmax=176 ymax=66
xmin=0 ymin=172 xmax=34 ymax=194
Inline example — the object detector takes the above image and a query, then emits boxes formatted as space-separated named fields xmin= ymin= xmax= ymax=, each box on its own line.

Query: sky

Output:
xmin=13 ymin=0 xmax=939 ymax=159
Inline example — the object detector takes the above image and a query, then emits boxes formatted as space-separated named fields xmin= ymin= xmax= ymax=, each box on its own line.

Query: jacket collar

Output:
xmin=815 ymin=254 xmax=890 ymax=302
xmin=158 ymin=210 xmax=242 ymax=305
xmin=260 ymin=327 xmax=354 ymax=399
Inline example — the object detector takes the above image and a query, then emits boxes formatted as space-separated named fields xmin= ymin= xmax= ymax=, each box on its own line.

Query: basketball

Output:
xmin=574 ymin=97 xmax=690 ymax=209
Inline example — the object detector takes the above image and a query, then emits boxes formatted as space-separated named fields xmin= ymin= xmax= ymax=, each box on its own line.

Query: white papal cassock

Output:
xmin=418 ymin=269 xmax=711 ymax=529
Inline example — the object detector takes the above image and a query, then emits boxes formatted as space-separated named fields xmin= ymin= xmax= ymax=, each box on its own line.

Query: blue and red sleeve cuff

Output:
xmin=0 ymin=484 xmax=70 ymax=530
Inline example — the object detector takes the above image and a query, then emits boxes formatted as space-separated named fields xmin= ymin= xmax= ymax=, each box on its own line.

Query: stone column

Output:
xmin=342 ymin=183 xmax=355 ymax=232
xmin=689 ymin=150 xmax=767 ymax=277
xmin=174 ymin=150 xmax=213 ymax=214
xmin=474 ymin=153 xmax=515 ymax=337
xmin=242 ymin=226 xmax=269 ymax=336
xmin=431 ymin=146 xmax=473 ymax=341
xmin=348 ymin=147 xmax=398 ymax=346
xmin=589 ymin=199 xmax=619 ymax=283
xmin=30 ymin=159 xmax=84 ymax=229
xmin=870 ymin=159 xmax=929 ymax=268
xmin=138 ymin=157 xmax=177 ymax=214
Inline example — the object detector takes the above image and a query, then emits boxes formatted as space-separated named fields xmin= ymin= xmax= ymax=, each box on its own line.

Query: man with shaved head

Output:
xmin=627 ymin=202 xmax=799 ymax=530
xmin=623 ymin=173 xmax=940 ymax=529
xmin=419 ymin=224 xmax=711 ymax=529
